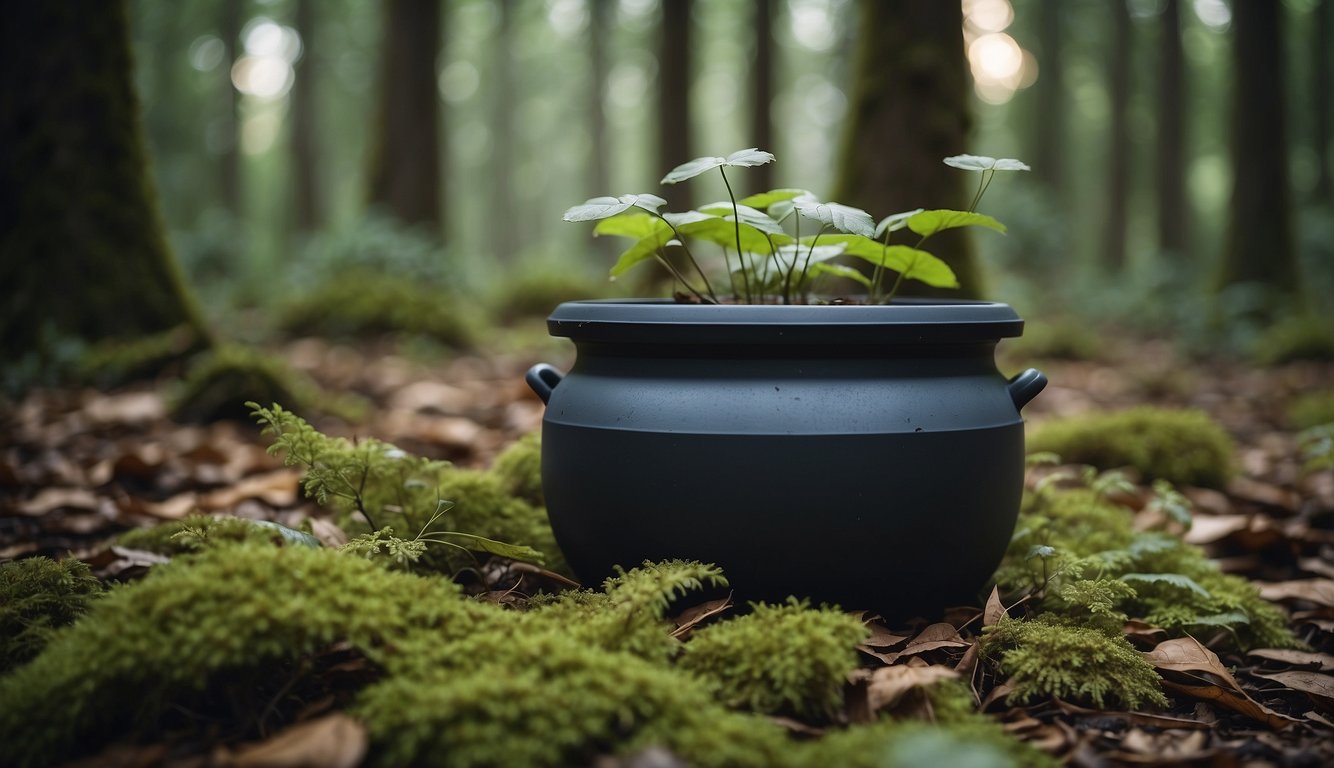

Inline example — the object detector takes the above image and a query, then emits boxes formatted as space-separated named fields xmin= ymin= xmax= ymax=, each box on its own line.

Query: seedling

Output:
xmin=563 ymin=149 xmax=1029 ymax=304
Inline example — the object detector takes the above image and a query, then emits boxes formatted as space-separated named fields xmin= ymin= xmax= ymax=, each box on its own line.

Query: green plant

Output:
xmin=170 ymin=344 xmax=365 ymax=423
xmin=248 ymin=403 xmax=543 ymax=568
xmin=1026 ymin=407 xmax=1235 ymax=488
xmin=0 ymin=557 xmax=103 ymax=674
xmin=1287 ymin=388 xmax=1334 ymax=430
xmin=563 ymin=149 xmax=1027 ymax=305
xmin=679 ymin=597 xmax=867 ymax=719
xmin=115 ymin=513 xmax=319 ymax=555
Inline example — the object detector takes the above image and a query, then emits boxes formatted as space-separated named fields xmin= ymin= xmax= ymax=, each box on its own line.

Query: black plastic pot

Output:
xmin=526 ymin=299 xmax=1046 ymax=617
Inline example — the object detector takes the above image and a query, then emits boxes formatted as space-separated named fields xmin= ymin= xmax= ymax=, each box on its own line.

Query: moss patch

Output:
xmin=1288 ymin=388 xmax=1334 ymax=430
xmin=1027 ymin=407 xmax=1234 ymax=488
xmin=170 ymin=345 xmax=363 ymax=423
xmin=0 ymin=557 xmax=103 ymax=674
xmin=278 ymin=269 xmax=474 ymax=346
xmin=1254 ymin=314 xmax=1334 ymax=365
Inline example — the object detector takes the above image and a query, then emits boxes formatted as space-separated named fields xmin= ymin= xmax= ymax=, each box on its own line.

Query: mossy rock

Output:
xmin=1288 ymin=388 xmax=1334 ymax=430
xmin=679 ymin=598 xmax=868 ymax=719
xmin=169 ymin=345 xmax=364 ymax=423
xmin=1027 ymin=407 xmax=1234 ymax=488
xmin=279 ymin=269 xmax=474 ymax=346
xmin=0 ymin=557 xmax=103 ymax=674
xmin=1254 ymin=314 xmax=1334 ymax=365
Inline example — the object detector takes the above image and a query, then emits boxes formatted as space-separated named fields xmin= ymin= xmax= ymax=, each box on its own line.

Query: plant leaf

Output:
xmin=593 ymin=213 xmax=670 ymax=240
xmin=609 ymin=229 xmax=675 ymax=277
xmin=807 ymin=262 xmax=872 ymax=290
xmin=815 ymin=236 xmax=959 ymax=289
xmin=660 ymin=148 xmax=775 ymax=184
xmin=943 ymin=155 xmax=1031 ymax=172
xmin=675 ymin=216 xmax=791 ymax=254
xmin=875 ymin=208 xmax=925 ymax=237
xmin=562 ymin=193 xmax=666 ymax=222
xmin=907 ymin=209 xmax=1007 ymax=237
xmin=248 ymin=520 xmax=323 ymax=548
xmin=771 ymin=243 xmax=846 ymax=271
xmin=1120 ymin=572 xmax=1213 ymax=598
xmin=697 ymin=202 xmax=786 ymax=235
xmin=738 ymin=188 xmax=810 ymax=209
xmin=432 ymin=532 xmax=545 ymax=564
xmin=794 ymin=199 xmax=876 ymax=237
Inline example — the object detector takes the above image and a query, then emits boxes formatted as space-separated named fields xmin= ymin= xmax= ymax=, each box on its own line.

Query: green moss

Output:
xmin=170 ymin=345 xmax=364 ymax=423
xmin=1027 ymin=407 xmax=1235 ymax=488
xmin=279 ymin=269 xmax=474 ymax=346
xmin=433 ymin=468 xmax=567 ymax=575
xmin=114 ymin=514 xmax=302 ymax=555
xmin=1254 ymin=314 xmax=1334 ymax=365
xmin=1006 ymin=319 xmax=1104 ymax=361
xmin=79 ymin=324 xmax=208 ymax=388
xmin=804 ymin=711 xmax=1057 ymax=768
xmin=679 ymin=598 xmax=867 ymax=719
xmin=0 ymin=557 xmax=103 ymax=674
xmin=1288 ymin=388 xmax=1334 ymax=430
xmin=491 ymin=431 xmax=543 ymax=507
xmin=490 ymin=267 xmax=614 ymax=323
xmin=982 ymin=615 xmax=1168 ymax=710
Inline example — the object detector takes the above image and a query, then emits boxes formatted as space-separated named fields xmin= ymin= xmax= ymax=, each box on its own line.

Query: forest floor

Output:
xmin=1 ymin=329 xmax=1332 ymax=766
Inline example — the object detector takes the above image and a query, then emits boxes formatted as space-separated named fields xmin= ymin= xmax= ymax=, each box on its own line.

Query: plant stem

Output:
xmin=718 ymin=167 xmax=751 ymax=302
xmin=654 ymin=213 xmax=718 ymax=302
xmin=653 ymin=253 xmax=713 ymax=303
xmin=967 ymin=169 xmax=994 ymax=213
xmin=798 ymin=225 xmax=829 ymax=303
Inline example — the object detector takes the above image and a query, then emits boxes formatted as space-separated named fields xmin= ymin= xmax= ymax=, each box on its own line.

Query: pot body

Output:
xmin=530 ymin=300 xmax=1044 ymax=617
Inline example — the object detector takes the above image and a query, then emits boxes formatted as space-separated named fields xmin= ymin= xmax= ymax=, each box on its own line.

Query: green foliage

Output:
xmin=278 ymin=268 xmax=474 ymax=345
xmin=1287 ymin=388 xmax=1334 ymax=430
xmin=114 ymin=513 xmax=312 ymax=555
xmin=491 ymin=266 xmax=618 ymax=322
xmin=170 ymin=344 xmax=363 ymax=423
xmin=0 ymin=557 xmax=102 ymax=674
xmin=805 ymin=711 xmax=1056 ymax=768
xmin=1026 ymin=407 xmax=1235 ymax=488
xmin=1253 ymin=313 xmax=1334 ymax=365
xmin=1299 ymin=425 xmax=1334 ymax=472
xmin=0 ymin=544 xmax=489 ymax=767
xmin=679 ymin=598 xmax=867 ymax=719
xmin=79 ymin=324 xmax=208 ymax=389
xmin=565 ymin=149 xmax=1026 ymax=304
xmin=982 ymin=616 xmax=1168 ymax=710
xmin=431 ymin=467 xmax=564 ymax=573
xmin=339 ymin=526 xmax=428 ymax=569
xmin=1004 ymin=319 xmax=1104 ymax=361
xmin=491 ymin=431 xmax=544 ymax=507
xmin=998 ymin=485 xmax=1300 ymax=650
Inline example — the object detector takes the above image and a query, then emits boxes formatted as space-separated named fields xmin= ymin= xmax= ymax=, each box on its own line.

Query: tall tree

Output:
xmin=0 ymin=0 xmax=209 ymax=361
xmin=1313 ymin=0 xmax=1332 ymax=204
xmin=1034 ymin=0 xmax=1065 ymax=196
xmin=658 ymin=0 xmax=692 ymax=211
xmin=219 ymin=0 xmax=242 ymax=215
xmin=588 ymin=0 xmax=611 ymax=199
xmin=290 ymin=0 xmax=323 ymax=231
xmin=1218 ymin=0 xmax=1299 ymax=303
xmin=1156 ymin=0 xmax=1188 ymax=260
xmin=490 ymin=0 xmax=517 ymax=262
xmin=750 ymin=0 xmax=776 ymax=193
xmin=831 ymin=0 xmax=981 ymax=297
xmin=366 ymin=0 xmax=443 ymax=230
xmin=1101 ymin=0 xmax=1131 ymax=272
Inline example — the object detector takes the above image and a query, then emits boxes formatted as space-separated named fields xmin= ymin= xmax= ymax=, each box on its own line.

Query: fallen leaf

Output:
xmin=1298 ymin=557 xmax=1334 ymax=580
xmin=1247 ymin=648 xmax=1334 ymax=672
xmin=226 ymin=713 xmax=367 ymax=768
xmin=1144 ymin=636 xmax=1242 ymax=688
xmin=1252 ymin=670 xmax=1334 ymax=710
xmin=1159 ymin=680 xmax=1302 ymax=730
xmin=1257 ymin=579 xmax=1334 ymax=609
xmin=983 ymin=586 xmax=1006 ymax=627
xmin=83 ymin=391 xmax=164 ymax=425
xmin=671 ymin=596 xmax=732 ymax=639
xmin=1116 ymin=728 xmax=1212 ymax=760
xmin=199 ymin=470 xmax=301 ymax=510
xmin=1147 ymin=637 xmax=1300 ymax=730
xmin=865 ymin=664 xmax=959 ymax=712
xmin=1054 ymin=699 xmax=1212 ymax=729
xmin=17 ymin=488 xmax=100 ymax=515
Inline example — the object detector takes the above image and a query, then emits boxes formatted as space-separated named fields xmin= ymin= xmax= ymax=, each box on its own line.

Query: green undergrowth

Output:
xmin=0 ymin=557 xmax=103 ymax=674
xmin=169 ymin=345 xmax=366 ymax=423
xmin=114 ymin=514 xmax=320 ymax=555
xmin=1288 ymin=388 xmax=1334 ymax=431
xmin=278 ymin=269 xmax=475 ymax=347
xmin=1253 ymin=313 xmax=1334 ymax=365
xmin=1026 ymin=407 xmax=1234 ymax=488
xmin=0 ymin=543 xmax=1051 ymax=768
xmin=1004 ymin=319 xmax=1105 ymax=361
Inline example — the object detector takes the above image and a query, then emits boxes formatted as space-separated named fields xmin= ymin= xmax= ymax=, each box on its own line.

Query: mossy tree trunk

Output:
xmin=0 ymin=0 xmax=209 ymax=361
xmin=830 ymin=0 xmax=983 ymax=298
xmin=1217 ymin=0 xmax=1299 ymax=310
xmin=366 ymin=0 xmax=443 ymax=231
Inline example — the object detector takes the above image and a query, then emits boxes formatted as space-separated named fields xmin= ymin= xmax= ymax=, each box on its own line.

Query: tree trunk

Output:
xmin=366 ymin=0 xmax=442 ymax=230
xmin=1314 ymin=0 xmax=1332 ymax=204
xmin=1219 ymin=0 xmax=1299 ymax=303
xmin=0 ymin=0 xmax=209 ymax=361
xmin=588 ymin=0 xmax=611 ymax=199
xmin=219 ymin=0 xmax=242 ymax=215
xmin=1101 ymin=0 xmax=1131 ymax=272
xmin=490 ymin=0 xmax=517 ymax=262
xmin=750 ymin=0 xmax=776 ymax=194
xmin=1034 ymin=0 xmax=1065 ymax=195
xmin=290 ymin=0 xmax=322 ymax=232
xmin=658 ymin=0 xmax=692 ymax=211
xmin=1156 ymin=0 xmax=1188 ymax=260
xmin=831 ymin=0 xmax=981 ymax=298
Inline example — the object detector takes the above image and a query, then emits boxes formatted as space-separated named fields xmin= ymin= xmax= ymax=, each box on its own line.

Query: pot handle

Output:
xmin=1007 ymin=368 xmax=1048 ymax=410
xmin=525 ymin=363 xmax=564 ymax=405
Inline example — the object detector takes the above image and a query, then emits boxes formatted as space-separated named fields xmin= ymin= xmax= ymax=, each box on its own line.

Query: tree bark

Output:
xmin=831 ymin=0 xmax=981 ymax=298
xmin=658 ymin=0 xmax=692 ymax=211
xmin=1156 ymin=0 xmax=1188 ymax=260
xmin=750 ymin=0 xmax=776 ymax=194
xmin=366 ymin=0 xmax=442 ymax=230
xmin=490 ymin=0 xmax=517 ymax=262
xmin=290 ymin=0 xmax=322 ymax=232
xmin=1101 ymin=0 xmax=1131 ymax=273
xmin=219 ymin=0 xmax=242 ymax=215
xmin=1034 ymin=0 xmax=1065 ymax=195
xmin=1219 ymin=0 xmax=1299 ymax=303
xmin=0 ymin=0 xmax=209 ymax=360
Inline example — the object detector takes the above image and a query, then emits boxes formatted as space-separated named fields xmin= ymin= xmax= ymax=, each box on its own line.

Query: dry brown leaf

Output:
xmin=141 ymin=491 xmax=199 ymax=520
xmin=1257 ymin=579 xmax=1334 ymax=608
xmin=226 ymin=713 xmax=367 ymax=768
xmin=1252 ymin=670 xmax=1334 ymax=709
xmin=1226 ymin=476 xmax=1301 ymax=513
xmin=199 ymin=470 xmax=301 ymax=510
xmin=1053 ymin=699 xmax=1212 ymax=730
xmin=1116 ymin=728 xmax=1212 ymax=760
xmin=1247 ymin=648 xmax=1334 ymax=671
xmin=1144 ymin=637 xmax=1302 ymax=728
xmin=671 ymin=596 xmax=732 ymax=639
xmin=308 ymin=518 xmax=349 ymax=548
xmin=1298 ymin=557 xmax=1334 ymax=580
xmin=17 ymin=487 xmax=100 ymax=515
xmin=983 ymin=586 xmax=1006 ymax=627
xmin=83 ymin=391 xmax=164 ymax=425
xmin=1182 ymin=514 xmax=1252 ymax=545
xmin=860 ymin=620 xmax=910 ymax=649
xmin=1144 ymin=636 xmax=1242 ymax=689
xmin=1159 ymin=680 xmax=1301 ymax=730
xmin=865 ymin=664 xmax=959 ymax=712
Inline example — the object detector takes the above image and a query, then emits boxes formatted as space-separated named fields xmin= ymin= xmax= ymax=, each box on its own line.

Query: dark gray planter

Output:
xmin=526 ymin=299 xmax=1046 ymax=618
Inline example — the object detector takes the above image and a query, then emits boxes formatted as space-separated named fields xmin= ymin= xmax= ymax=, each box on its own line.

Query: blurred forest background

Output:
xmin=5 ymin=0 xmax=1334 ymax=390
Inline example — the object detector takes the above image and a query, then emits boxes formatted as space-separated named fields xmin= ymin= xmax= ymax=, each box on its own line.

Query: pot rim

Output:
xmin=547 ymin=298 xmax=1025 ymax=345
